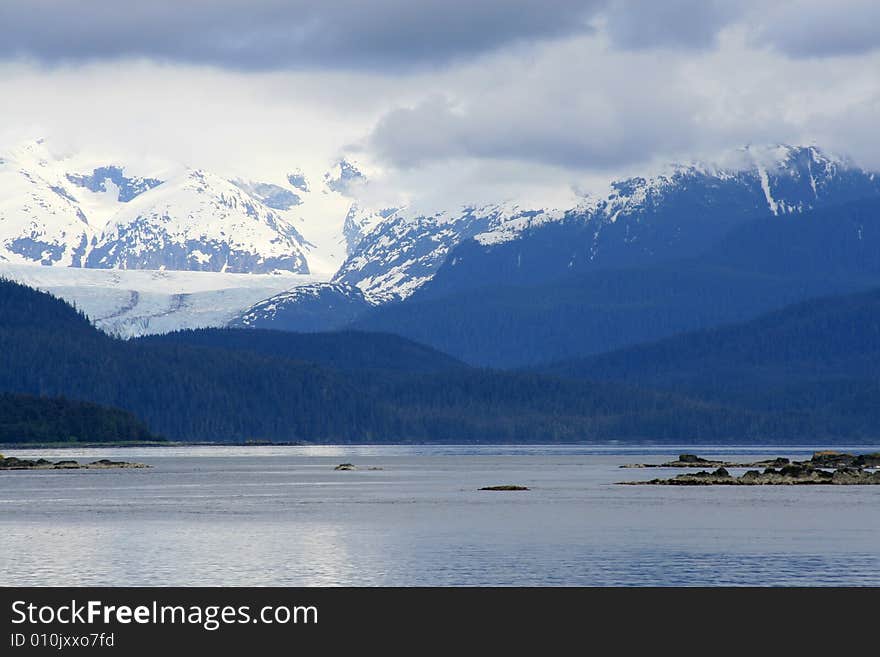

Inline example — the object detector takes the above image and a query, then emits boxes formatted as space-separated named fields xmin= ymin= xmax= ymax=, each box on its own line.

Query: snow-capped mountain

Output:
xmin=332 ymin=145 xmax=880 ymax=301
xmin=86 ymin=169 xmax=310 ymax=274
xmin=333 ymin=203 xmax=564 ymax=302
xmin=0 ymin=140 xmax=367 ymax=277
xmin=0 ymin=141 xmax=95 ymax=267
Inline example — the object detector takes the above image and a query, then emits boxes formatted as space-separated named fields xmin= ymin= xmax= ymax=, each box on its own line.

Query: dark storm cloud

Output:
xmin=602 ymin=1 xmax=880 ymax=59
xmin=2 ymin=1 xmax=875 ymax=71
xmin=0 ymin=0 xmax=605 ymax=71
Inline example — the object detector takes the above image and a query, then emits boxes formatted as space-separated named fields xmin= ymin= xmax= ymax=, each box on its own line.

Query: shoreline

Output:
xmin=6 ymin=441 xmax=880 ymax=450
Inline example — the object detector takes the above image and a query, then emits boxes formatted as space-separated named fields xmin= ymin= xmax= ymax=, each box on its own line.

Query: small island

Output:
xmin=620 ymin=451 xmax=880 ymax=486
xmin=0 ymin=455 xmax=149 ymax=470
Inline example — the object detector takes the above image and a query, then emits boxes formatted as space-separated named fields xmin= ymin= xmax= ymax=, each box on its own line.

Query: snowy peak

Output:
xmin=342 ymin=204 xmax=399 ymax=253
xmin=741 ymin=145 xmax=853 ymax=215
xmin=86 ymin=169 xmax=310 ymax=274
xmin=597 ymin=144 xmax=874 ymax=220
xmin=0 ymin=140 xmax=93 ymax=266
xmin=0 ymin=141 xmax=374 ymax=277
xmin=0 ymin=140 xmax=366 ymax=276
xmin=333 ymin=201 xmax=564 ymax=302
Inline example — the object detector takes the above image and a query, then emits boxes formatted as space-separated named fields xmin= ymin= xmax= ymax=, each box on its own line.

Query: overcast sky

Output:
xmin=1 ymin=0 xmax=878 ymax=207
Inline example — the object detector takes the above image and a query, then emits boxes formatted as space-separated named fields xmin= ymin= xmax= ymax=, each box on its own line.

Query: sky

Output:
xmin=1 ymin=0 xmax=878 ymax=209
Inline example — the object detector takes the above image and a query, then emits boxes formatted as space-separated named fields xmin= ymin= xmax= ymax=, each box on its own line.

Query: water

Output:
xmin=1 ymin=445 xmax=879 ymax=586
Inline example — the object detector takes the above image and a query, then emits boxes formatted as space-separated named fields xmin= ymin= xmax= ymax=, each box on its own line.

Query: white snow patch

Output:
xmin=756 ymin=165 xmax=779 ymax=215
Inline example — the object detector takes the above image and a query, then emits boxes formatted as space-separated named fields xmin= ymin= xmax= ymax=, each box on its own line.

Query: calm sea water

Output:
xmin=1 ymin=445 xmax=878 ymax=586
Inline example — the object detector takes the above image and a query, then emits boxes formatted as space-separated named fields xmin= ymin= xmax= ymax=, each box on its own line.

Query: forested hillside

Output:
xmin=539 ymin=287 xmax=880 ymax=441
xmin=138 ymin=328 xmax=464 ymax=373
xmin=4 ymin=278 xmax=880 ymax=444
xmin=0 ymin=393 xmax=159 ymax=444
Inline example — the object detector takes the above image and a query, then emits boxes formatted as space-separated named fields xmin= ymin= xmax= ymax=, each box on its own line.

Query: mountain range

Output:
xmin=0 ymin=139 xmax=364 ymax=277
xmin=235 ymin=144 xmax=880 ymax=345
xmin=5 ymin=143 xmax=878 ymax=332
xmin=3 ymin=141 xmax=880 ymax=352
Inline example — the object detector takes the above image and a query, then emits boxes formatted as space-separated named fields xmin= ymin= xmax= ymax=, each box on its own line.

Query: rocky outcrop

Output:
xmin=334 ymin=463 xmax=356 ymax=471
xmin=621 ymin=461 xmax=880 ymax=486
xmin=0 ymin=456 xmax=149 ymax=470
xmin=809 ymin=451 xmax=880 ymax=468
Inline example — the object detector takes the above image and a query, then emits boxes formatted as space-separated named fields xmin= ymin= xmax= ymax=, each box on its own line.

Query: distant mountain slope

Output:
xmin=137 ymin=327 xmax=465 ymax=373
xmin=537 ymin=287 xmax=880 ymax=440
xmin=229 ymin=282 xmax=373 ymax=332
xmin=351 ymin=197 xmax=880 ymax=367
xmin=540 ymin=287 xmax=880 ymax=389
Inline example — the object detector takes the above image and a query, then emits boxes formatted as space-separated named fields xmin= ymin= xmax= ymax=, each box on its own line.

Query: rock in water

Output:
xmin=0 ymin=456 xmax=149 ymax=470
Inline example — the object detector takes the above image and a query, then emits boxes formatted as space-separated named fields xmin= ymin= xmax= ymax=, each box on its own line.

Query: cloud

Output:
xmin=0 ymin=61 xmax=386 ymax=180
xmin=600 ymin=1 xmax=880 ymax=59
xmin=601 ymin=0 xmax=742 ymax=51
xmin=366 ymin=39 xmax=738 ymax=172
xmin=1 ymin=0 xmax=879 ymax=214
xmin=0 ymin=0 xmax=604 ymax=71
xmin=367 ymin=89 xmax=696 ymax=171
xmin=365 ymin=32 xmax=880 ymax=177
xmin=751 ymin=0 xmax=880 ymax=58
xmin=3 ymin=1 xmax=878 ymax=73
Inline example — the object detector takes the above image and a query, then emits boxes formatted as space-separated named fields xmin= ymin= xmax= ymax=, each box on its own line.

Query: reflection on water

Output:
xmin=1 ymin=445 xmax=879 ymax=586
